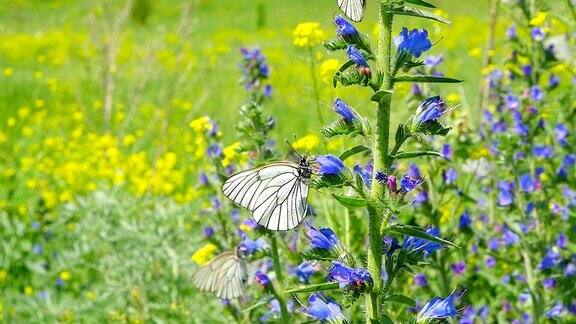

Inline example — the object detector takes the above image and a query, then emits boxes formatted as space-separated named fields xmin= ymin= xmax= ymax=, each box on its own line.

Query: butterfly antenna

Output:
xmin=284 ymin=139 xmax=303 ymax=159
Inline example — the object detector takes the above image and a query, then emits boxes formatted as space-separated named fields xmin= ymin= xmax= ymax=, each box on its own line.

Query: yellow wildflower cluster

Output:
xmin=293 ymin=22 xmax=324 ymax=47
xmin=320 ymin=59 xmax=340 ymax=84
xmin=292 ymin=134 xmax=320 ymax=151
xmin=191 ymin=243 xmax=218 ymax=265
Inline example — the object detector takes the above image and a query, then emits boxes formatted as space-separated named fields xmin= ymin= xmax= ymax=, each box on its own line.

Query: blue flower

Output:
xmin=498 ymin=180 xmax=515 ymax=206
xmin=334 ymin=15 xmax=359 ymax=39
xmin=326 ymin=261 xmax=372 ymax=290
xmin=414 ymin=273 xmax=428 ymax=287
xmin=442 ymin=168 xmax=457 ymax=185
xmin=239 ymin=236 xmax=268 ymax=254
xmin=346 ymin=45 xmax=369 ymax=68
xmin=316 ymin=155 xmax=346 ymax=175
xmin=556 ymin=233 xmax=568 ymax=249
xmin=292 ymin=261 xmax=319 ymax=283
xmin=506 ymin=25 xmax=517 ymax=39
xmin=521 ymin=64 xmax=532 ymax=77
xmin=532 ymin=145 xmax=553 ymax=158
xmin=442 ymin=144 xmax=453 ymax=160
xmin=413 ymin=96 xmax=448 ymax=126
xmin=451 ymin=261 xmax=466 ymax=275
xmin=504 ymin=94 xmax=520 ymax=109
xmin=416 ymin=291 xmax=461 ymax=322
xmin=301 ymin=293 xmax=344 ymax=322
xmin=539 ymin=248 xmax=561 ymax=270
xmin=353 ymin=163 xmax=372 ymax=188
xmin=254 ymin=271 xmax=271 ymax=287
xmin=207 ymin=144 xmax=223 ymax=158
xmin=308 ymin=227 xmax=340 ymax=250
xmin=546 ymin=303 xmax=565 ymax=318
xmin=264 ymin=84 xmax=273 ymax=97
xmin=531 ymin=27 xmax=546 ymax=41
xmin=402 ymin=226 xmax=443 ymax=255
xmin=530 ymin=85 xmax=544 ymax=101
xmin=549 ymin=74 xmax=560 ymax=88
xmin=394 ymin=27 xmax=432 ymax=58
xmin=502 ymin=227 xmax=519 ymax=246
xmin=203 ymin=227 xmax=214 ymax=239
xmin=425 ymin=54 xmax=444 ymax=67
xmin=333 ymin=98 xmax=356 ymax=121
xmin=565 ymin=263 xmax=575 ymax=277
xmin=555 ymin=123 xmax=569 ymax=146
xmin=400 ymin=174 xmax=423 ymax=193
xmin=407 ymin=163 xmax=422 ymax=179
xmin=33 ymin=243 xmax=43 ymax=255
xmin=198 ymin=172 xmax=209 ymax=186
xmin=459 ymin=211 xmax=472 ymax=229
xmin=542 ymin=277 xmax=556 ymax=289
xmin=519 ymin=173 xmax=535 ymax=193
xmin=485 ymin=256 xmax=496 ymax=268
xmin=413 ymin=190 xmax=429 ymax=206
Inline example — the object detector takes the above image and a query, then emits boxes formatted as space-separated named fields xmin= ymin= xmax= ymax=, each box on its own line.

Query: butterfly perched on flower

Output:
xmin=337 ymin=0 xmax=366 ymax=22
xmin=193 ymin=250 xmax=248 ymax=299
xmin=222 ymin=155 xmax=314 ymax=231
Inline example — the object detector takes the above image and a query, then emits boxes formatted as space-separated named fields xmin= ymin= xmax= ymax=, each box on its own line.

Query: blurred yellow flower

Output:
xmin=24 ymin=286 xmax=33 ymax=295
xmin=0 ymin=269 xmax=6 ymax=282
xmin=529 ymin=12 xmax=547 ymax=26
xmin=60 ymin=270 xmax=71 ymax=281
xmin=3 ymin=67 xmax=13 ymax=76
xmin=468 ymin=47 xmax=482 ymax=59
xmin=222 ymin=142 xmax=241 ymax=167
xmin=293 ymin=22 xmax=324 ymax=47
xmin=446 ymin=93 xmax=460 ymax=103
xmin=238 ymin=223 xmax=253 ymax=233
xmin=320 ymin=59 xmax=340 ymax=84
xmin=293 ymin=134 xmax=319 ymax=151
xmin=189 ymin=116 xmax=211 ymax=133
xmin=191 ymin=243 xmax=218 ymax=265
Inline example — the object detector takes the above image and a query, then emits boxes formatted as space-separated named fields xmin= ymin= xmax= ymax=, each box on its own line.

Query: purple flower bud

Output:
xmin=414 ymin=273 xmax=428 ymax=287
xmin=334 ymin=15 xmax=359 ymax=40
xmin=254 ymin=271 xmax=271 ymax=287
xmin=346 ymin=45 xmax=369 ymax=68
xmin=333 ymin=98 xmax=356 ymax=121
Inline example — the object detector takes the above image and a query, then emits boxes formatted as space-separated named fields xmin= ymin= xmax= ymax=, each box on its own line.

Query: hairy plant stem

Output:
xmin=269 ymin=234 xmax=290 ymax=324
xmin=365 ymin=2 xmax=393 ymax=321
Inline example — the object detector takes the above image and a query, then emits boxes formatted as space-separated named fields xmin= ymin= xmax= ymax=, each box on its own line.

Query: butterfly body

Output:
xmin=222 ymin=158 xmax=312 ymax=231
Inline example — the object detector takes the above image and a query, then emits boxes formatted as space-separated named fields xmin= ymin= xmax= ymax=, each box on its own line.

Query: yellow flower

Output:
xmin=191 ymin=243 xmax=218 ymax=265
xmin=468 ymin=47 xmax=482 ymax=59
xmin=222 ymin=142 xmax=241 ymax=167
xmin=35 ymin=99 xmax=45 ymax=108
xmin=320 ymin=59 xmax=340 ymax=84
xmin=293 ymin=22 xmax=324 ymax=47
xmin=239 ymin=223 xmax=253 ymax=233
xmin=3 ymin=67 xmax=13 ymax=77
xmin=529 ymin=11 xmax=547 ymax=26
xmin=24 ymin=286 xmax=33 ymax=295
xmin=446 ymin=93 xmax=460 ymax=103
xmin=189 ymin=116 xmax=211 ymax=133
xmin=0 ymin=269 xmax=6 ymax=282
xmin=59 ymin=270 xmax=71 ymax=281
xmin=293 ymin=134 xmax=320 ymax=151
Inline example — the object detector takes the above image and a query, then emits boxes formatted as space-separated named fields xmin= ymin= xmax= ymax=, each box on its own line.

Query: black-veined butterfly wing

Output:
xmin=193 ymin=251 xmax=248 ymax=299
xmin=337 ymin=0 xmax=366 ymax=22
xmin=222 ymin=162 xmax=310 ymax=231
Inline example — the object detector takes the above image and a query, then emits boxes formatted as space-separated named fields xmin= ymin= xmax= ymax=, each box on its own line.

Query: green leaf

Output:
xmin=388 ymin=224 xmax=458 ymax=248
xmin=333 ymin=60 xmax=355 ymax=87
xmin=394 ymin=124 xmax=408 ymax=150
xmin=405 ymin=0 xmax=436 ymax=8
xmin=419 ymin=120 xmax=451 ymax=136
xmin=379 ymin=314 xmax=395 ymax=324
xmin=371 ymin=89 xmax=394 ymax=102
xmin=384 ymin=294 xmax=417 ymax=307
xmin=332 ymin=194 xmax=369 ymax=208
xmin=339 ymin=145 xmax=371 ymax=161
xmin=242 ymin=297 xmax=273 ymax=313
xmin=393 ymin=75 xmax=463 ymax=83
xmin=391 ymin=6 xmax=451 ymax=24
xmin=393 ymin=150 xmax=443 ymax=160
xmin=286 ymin=282 xmax=340 ymax=294
xmin=323 ymin=37 xmax=347 ymax=52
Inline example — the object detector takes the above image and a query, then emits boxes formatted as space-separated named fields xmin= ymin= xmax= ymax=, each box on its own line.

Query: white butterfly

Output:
xmin=193 ymin=250 xmax=248 ymax=299
xmin=337 ymin=0 xmax=366 ymax=22
xmin=222 ymin=157 xmax=313 ymax=231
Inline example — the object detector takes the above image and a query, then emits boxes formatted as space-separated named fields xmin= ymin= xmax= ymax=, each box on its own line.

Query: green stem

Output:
xmin=566 ymin=0 xmax=576 ymax=23
xmin=365 ymin=2 xmax=393 ymax=322
xmin=269 ymin=234 xmax=290 ymax=323
xmin=308 ymin=46 xmax=325 ymax=126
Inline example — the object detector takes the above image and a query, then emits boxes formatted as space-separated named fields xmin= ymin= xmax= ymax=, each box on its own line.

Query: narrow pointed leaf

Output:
xmin=384 ymin=294 xmax=417 ymax=307
xmin=242 ymin=297 xmax=273 ymax=313
xmin=333 ymin=60 xmax=355 ymax=87
xmin=391 ymin=6 xmax=451 ymax=24
xmin=286 ymin=282 xmax=340 ymax=294
xmin=405 ymin=0 xmax=436 ymax=8
xmin=393 ymin=75 xmax=463 ymax=83
xmin=388 ymin=224 xmax=458 ymax=248
xmin=332 ymin=194 xmax=369 ymax=208
xmin=394 ymin=150 xmax=443 ymax=160
xmin=339 ymin=145 xmax=371 ymax=161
